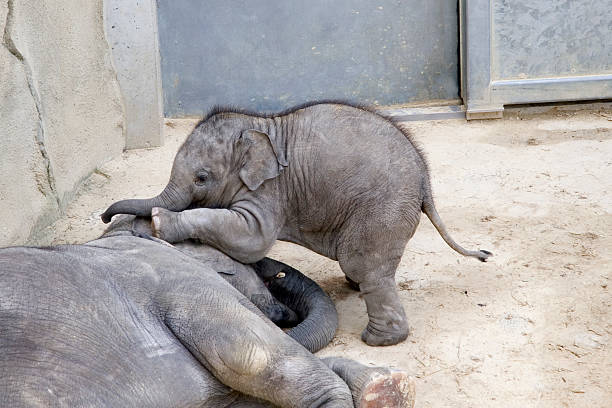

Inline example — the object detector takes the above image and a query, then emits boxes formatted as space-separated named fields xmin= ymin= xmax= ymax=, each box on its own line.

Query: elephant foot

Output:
xmin=357 ymin=369 xmax=415 ymax=408
xmin=361 ymin=320 xmax=409 ymax=347
xmin=151 ymin=207 xmax=187 ymax=243
xmin=356 ymin=278 xmax=410 ymax=346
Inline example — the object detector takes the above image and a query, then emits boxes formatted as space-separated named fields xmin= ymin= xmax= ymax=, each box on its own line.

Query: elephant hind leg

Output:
xmin=321 ymin=357 xmax=416 ymax=408
xmin=358 ymin=276 xmax=409 ymax=346
xmin=337 ymin=222 xmax=411 ymax=346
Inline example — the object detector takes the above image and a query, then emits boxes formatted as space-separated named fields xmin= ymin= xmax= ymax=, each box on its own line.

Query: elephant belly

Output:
xmin=0 ymin=314 xmax=231 ymax=407
xmin=279 ymin=226 xmax=340 ymax=260
xmin=0 ymin=256 xmax=229 ymax=407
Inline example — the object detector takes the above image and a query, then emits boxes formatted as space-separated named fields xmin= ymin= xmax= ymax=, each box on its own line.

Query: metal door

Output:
xmin=463 ymin=0 xmax=612 ymax=118
xmin=157 ymin=0 xmax=460 ymax=116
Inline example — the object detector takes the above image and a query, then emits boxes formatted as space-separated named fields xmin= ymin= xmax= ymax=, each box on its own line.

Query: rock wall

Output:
xmin=0 ymin=0 xmax=125 ymax=246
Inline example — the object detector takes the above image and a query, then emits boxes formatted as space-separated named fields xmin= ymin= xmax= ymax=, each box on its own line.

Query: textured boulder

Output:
xmin=0 ymin=0 xmax=125 ymax=246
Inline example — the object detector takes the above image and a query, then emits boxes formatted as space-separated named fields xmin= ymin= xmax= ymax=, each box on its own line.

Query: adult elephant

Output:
xmin=101 ymin=102 xmax=491 ymax=346
xmin=0 ymin=215 xmax=414 ymax=408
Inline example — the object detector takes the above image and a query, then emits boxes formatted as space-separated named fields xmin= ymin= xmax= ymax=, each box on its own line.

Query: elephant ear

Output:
xmin=238 ymin=129 xmax=282 ymax=191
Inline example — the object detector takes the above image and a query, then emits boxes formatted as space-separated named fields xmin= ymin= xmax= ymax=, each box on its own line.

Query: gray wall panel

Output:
xmin=157 ymin=1 xmax=459 ymax=116
xmin=492 ymin=0 xmax=612 ymax=80
xmin=464 ymin=0 xmax=612 ymax=118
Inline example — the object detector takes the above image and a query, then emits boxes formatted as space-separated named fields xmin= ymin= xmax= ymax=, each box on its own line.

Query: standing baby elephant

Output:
xmin=102 ymin=102 xmax=492 ymax=346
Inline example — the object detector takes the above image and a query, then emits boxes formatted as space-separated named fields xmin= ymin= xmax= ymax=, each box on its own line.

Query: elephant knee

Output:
xmin=215 ymin=339 xmax=270 ymax=377
xmin=233 ymin=235 xmax=274 ymax=263
xmin=232 ymin=249 xmax=267 ymax=264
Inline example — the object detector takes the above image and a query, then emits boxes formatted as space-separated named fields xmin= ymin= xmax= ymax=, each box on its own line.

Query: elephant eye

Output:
xmin=194 ymin=170 xmax=209 ymax=186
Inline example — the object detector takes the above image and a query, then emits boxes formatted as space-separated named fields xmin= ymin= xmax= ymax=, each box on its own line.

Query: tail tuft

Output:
xmin=477 ymin=250 xmax=493 ymax=262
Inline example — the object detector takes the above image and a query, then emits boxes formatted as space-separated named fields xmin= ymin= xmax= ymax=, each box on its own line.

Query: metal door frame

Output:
xmin=460 ymin=0 xmax=612 ymax=119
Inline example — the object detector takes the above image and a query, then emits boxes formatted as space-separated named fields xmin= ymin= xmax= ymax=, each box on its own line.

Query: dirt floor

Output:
xmin=41 ymin=103 xmax=611 ymax=407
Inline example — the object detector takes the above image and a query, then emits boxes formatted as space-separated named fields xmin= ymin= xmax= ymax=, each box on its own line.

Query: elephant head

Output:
xmin=101 ymin=115 xmax=287 ymax=223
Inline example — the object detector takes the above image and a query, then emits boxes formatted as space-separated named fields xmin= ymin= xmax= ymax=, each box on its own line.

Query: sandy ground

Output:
xmin=40 ymin=104 xmax=611 ymax=407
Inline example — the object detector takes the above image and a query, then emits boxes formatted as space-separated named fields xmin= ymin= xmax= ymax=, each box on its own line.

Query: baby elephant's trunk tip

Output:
xmin=100 ymin=211 xmax=112 ymax=224
xmin=100 ymin=198 xmax=159 ymax=224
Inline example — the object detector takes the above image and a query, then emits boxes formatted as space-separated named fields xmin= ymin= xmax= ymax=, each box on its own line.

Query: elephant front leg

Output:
xmin=151 ymin=207 xmax=189 ymax=242
xmin=226 ymin=357 xmax=416 ymax=408
xmin=151 ymin=206 xmax=279 ymax=263
xmin=321 ymin=357 xmax=416 ymax=408
xmin=163 ymin=284 xmax=353 ymax=408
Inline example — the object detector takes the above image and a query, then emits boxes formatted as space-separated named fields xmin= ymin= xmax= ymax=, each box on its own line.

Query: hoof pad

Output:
xmin=358 ymin=370 xmax=415 ymax=408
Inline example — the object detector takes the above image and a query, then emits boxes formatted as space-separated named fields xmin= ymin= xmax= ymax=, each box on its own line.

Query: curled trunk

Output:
xmin=255 ymin=258 xmax=338 ymax=353
xmin=100 ymin=183 xmax=190 ymax=223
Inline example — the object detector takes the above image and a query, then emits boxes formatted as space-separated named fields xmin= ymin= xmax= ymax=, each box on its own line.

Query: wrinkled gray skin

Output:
xmin=102 ymin=102 xmax=492 ymax=346
xmin=0 ymin=215 xmax=412 ymax=408
xmin=114 ymin=215 xmax=338 ymax=352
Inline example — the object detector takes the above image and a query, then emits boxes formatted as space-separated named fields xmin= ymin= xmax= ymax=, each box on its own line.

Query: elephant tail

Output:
xmin=257 ymin=259 xmax=338 ymax=353
xmin=421 ymin=182 xmax=492 ymax=262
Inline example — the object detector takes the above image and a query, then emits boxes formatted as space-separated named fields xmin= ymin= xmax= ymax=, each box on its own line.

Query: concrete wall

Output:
xmin=105 ymin=0 xmax=163 ymax=148
xmin=0 ymin=0 xmax=125 ymax=246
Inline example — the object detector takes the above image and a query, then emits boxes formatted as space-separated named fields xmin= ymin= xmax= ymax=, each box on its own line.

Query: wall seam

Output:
xmin=3 ymin=0 xmax=60 ymax=207
xmin=101 ymin=0 xmax=128 ymax=151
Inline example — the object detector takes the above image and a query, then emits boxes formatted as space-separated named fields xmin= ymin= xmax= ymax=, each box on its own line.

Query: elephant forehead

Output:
xmin=183 ymin=131 xmax=235 ymax=163
xmin=175 ymin=144 xmax=232 ymax=172
xmin=204 ymin=142 xmax=234 ymax=163
xmin=194 ymin=117 xmax=239 ymax=143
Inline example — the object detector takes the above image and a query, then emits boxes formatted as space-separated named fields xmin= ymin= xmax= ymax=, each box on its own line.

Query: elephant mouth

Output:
xmin=185 ymin=202 xmax=226 ymax=210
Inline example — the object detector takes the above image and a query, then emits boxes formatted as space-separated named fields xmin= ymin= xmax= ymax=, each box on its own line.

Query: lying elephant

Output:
xmin=101 ymin=101 xmax=492 ymax=346
xmin=0 ymin=215 xmax=415 ymax=407
xmin=108 ymin=215 xmax=336 ymax=353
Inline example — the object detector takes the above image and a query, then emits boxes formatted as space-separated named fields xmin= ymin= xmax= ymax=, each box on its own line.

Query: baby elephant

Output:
xmin=102 ymin=102 xmax=492 ymax=346
xmin=0 ymin=216 xmax=415 ymax=408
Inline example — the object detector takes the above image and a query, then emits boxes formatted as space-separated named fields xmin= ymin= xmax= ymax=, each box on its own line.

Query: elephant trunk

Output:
xmin=257 ymin=259 xmax=338 ymax=353
xmin=100 ymin=182 xmax=190 ymax=224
